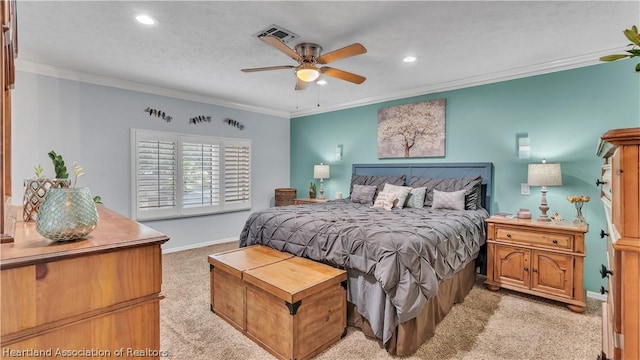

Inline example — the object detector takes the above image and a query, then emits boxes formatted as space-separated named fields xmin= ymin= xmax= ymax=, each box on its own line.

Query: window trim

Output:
xmin=131 ymin=129 xmax=251 ymax=221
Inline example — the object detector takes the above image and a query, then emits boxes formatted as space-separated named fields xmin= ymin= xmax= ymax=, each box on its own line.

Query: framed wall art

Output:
xmin=377 ymin=98 xmax=446 ymax=158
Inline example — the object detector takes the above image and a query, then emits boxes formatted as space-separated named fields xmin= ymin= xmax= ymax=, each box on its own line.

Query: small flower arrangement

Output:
xmin=567 ymin=195 xmax=590 ymax=203
xmin=567 ymin=195 xmax=590 ymax=223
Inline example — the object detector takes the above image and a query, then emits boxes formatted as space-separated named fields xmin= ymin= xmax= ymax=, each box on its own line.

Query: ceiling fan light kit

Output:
xmin=241 ymin=34 xmax=367 ymax=90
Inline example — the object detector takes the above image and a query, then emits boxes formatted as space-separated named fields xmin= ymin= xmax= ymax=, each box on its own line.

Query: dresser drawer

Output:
xmin=496 ymin=227 xmax=573 ymax=250
xmin=0 ymin=245 xmax=162 ymax=336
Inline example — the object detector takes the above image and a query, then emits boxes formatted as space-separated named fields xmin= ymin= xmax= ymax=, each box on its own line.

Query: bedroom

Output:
xmin=1 ymin=1 xmax=639 ymax=359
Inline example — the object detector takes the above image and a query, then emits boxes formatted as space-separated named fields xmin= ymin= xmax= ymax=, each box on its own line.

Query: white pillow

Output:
xmin=382 ymin=183 xmax=412 ymax=208
xmin=405 ymin=187 xmax=427 ymax=208
xmin=432 ymin=189 xmax=465 ymax=210
xmin=372 ymin=191 xmax=398 ymax=211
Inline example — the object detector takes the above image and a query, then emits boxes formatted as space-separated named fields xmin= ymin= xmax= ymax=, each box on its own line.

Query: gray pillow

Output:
xmin=382 ymin=183 xmax=412 ymax=208
xmin=350 ymin=185 xmax=377 ymax=204
xmin=405 ymin=187 xmax=427 ymax=208
xmin=410 ymin=175 xmax=482 ymax=210
xmin=350 ymin=175 xmax=406 ymax=198
xmin=432 ymin=189 xmax=465 ymax=210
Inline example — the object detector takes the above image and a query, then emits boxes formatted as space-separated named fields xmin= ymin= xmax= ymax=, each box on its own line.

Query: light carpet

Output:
xmin=160 ymin=241 xmax=601 ymax=359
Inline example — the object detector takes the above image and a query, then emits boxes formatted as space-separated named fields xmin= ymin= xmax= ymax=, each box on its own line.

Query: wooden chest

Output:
xmin=275 ymin=188 xmax=297 ymax=207
xmin=208 ymin=245 xmax=292 ymax=331
xmin=243 ymin=256 xmax=347 ymax=360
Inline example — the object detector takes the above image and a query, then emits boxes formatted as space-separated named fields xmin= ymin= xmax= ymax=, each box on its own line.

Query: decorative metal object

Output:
xmin=189 ymin=115 xmax=212 ymax=124
xmin=35 ymin=187 xmax=99 ymax=241
xmin=22 ymin=178 xmax=70 ymax=221
xmin=144 ymin=107 xmax=173 ymax=122
xmin=224 ymin=118 xmax=245 ymax=130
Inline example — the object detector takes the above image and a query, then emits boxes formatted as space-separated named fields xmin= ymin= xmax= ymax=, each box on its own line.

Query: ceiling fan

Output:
xmin=241 ymin=35 xmax=367 ymax=90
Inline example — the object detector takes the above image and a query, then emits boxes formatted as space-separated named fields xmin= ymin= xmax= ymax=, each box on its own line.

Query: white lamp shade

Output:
xmin=527 ymin=163 xmax=562 ymax=186
xmin=313 ymin=164 xmax=330 ymax=179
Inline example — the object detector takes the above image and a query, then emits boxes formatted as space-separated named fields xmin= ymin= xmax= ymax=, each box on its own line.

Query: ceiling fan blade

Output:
xmin=241 ymin=65 xmax=295 ymax=73
xmin=317 ymin=43 xmax=367 ymax=64
xmin=259 ymin=35 xmax=302 ymax=62
xmin=319 ymin=67 xmax=366 ymax=84
xmin=295 ymin=77 xmax=309 ymax=91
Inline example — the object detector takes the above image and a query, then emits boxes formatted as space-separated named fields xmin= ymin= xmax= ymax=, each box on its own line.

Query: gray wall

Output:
xmin=12 ymin=71 xmax=290 ymax=251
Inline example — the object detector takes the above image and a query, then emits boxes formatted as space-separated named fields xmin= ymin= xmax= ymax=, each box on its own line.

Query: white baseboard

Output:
xmin=586 ymin=290 xmax=607 ymax=301
xmin=162 ymin=237 xmax=238 ymax=254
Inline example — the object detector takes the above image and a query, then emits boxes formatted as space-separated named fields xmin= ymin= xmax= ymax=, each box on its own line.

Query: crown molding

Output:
xmin=17 ymin=46 xmax=624 ymax=120
xmin=15 ymin=60 xmax=291 ymax=119
xmin=289 ymin=47 xmax=623 ymax=118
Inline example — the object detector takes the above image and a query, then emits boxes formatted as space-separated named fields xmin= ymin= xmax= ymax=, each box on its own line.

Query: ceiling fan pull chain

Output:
xmin=317 ymin=87 xmax=320 ymax=107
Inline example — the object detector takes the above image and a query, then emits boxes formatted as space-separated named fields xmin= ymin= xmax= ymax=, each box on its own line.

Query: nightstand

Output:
xmin=293 ymin=198 xmax=328 ymax=205
xmin=484 ymin=217 xmax=588 ymax=313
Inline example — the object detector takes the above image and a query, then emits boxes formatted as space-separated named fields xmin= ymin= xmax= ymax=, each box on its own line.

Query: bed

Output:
xmin=239 ymin=162 xmax=493 ymax=356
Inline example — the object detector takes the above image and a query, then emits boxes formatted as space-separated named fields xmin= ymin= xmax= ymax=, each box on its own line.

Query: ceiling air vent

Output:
xmin=253 ymin=24 xmax=299 ymax=44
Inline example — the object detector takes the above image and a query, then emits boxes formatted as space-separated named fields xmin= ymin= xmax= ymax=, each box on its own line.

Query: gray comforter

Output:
xmin=239 ymin=200 xmax=488 ymax=342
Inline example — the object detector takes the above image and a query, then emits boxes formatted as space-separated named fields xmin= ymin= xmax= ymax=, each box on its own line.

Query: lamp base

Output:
xmin=536 ymin=186 xmax=551 ymax=221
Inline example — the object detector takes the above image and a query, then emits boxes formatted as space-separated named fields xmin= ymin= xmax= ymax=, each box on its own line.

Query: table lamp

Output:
xmin=313 ymin=163 xmax=330 ymax=200
xmin=527 ymin=160 xmax=562 ymax=221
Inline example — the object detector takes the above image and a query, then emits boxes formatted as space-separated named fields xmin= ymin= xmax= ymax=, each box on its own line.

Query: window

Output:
xmin=131 ymin=129 xmax=251 ymax=220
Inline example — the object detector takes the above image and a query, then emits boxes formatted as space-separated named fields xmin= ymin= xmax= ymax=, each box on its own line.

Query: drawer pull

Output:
xmin=600 ymin=286 xmax=608 ymax=295
xmin=506 ymin=233 xmax=511 ymax=238
xmin=524 ymin=267 xmax=529 ymax=272
xmin=600 ymin=229 xmax=609 ymax=239
xmin=600 ymin=264 xmax=614 ymax=278
xmin=595 ymin=179 xmax=606 ymax=186
xmin=552 ymin=239 xmax=558 ymax=244
xmin=532 ymin=268 xmax=538 ymax=273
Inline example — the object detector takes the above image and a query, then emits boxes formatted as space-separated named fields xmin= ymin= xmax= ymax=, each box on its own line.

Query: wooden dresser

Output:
xmin=0 ymin=206 xmax=169 ymax=358
xmin=597 ymin=127 xmax=640 ymax=360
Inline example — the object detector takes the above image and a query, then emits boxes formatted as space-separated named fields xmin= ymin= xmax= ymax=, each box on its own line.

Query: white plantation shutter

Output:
xmin=132 ymin=129 xmax=251 ymax=220
xmin=181 ymin=137 xmax=222 ymax=215
xmin=223 ymin=140 xmax=251 ymax=210
xmin=133 ymin=130 xmax=178 ymax=220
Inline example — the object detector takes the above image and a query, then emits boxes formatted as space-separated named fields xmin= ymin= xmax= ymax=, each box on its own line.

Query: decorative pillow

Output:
xmin=371 ymin=191 xmax=397 ymax=211
xmin=350 ymin=175 xmax=406 ymax=198
xmin=382 ymin=183 xmax=412 ymax=208
xmin=431 ymin=189 xmax=466 ymax=210
xmin=350 ymin=185 xmax=377 ymax=204
xmin=410 ymin=175 xmax=482 ymax=210
xmin=405 ymin=187 xmax=427 ymax=208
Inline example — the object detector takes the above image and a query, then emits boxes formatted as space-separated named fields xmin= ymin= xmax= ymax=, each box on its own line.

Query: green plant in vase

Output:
xmin=22 ymin=151 xmax=72 ymax=221
xmin=309 ymin=182 xmax=317 ymax=199
xmin=36 ymin=159 xmax=100 ymax=242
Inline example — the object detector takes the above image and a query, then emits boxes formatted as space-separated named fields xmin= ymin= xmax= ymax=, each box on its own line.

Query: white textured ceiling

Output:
xmin=15 ymin=1 xmax=640 ymax=117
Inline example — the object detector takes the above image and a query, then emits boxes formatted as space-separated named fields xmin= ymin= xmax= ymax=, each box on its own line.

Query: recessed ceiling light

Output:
xmin=403 ymin=56 xmax=417 ymax=63
xmin=136 ymin=14 xmax=157 ymax=26
xmin=317 ymin=80 xmax=327 ymax=85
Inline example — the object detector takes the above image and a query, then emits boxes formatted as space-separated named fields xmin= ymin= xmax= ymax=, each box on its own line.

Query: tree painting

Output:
xmin=377 ymin=98 xmax=446 ymax=158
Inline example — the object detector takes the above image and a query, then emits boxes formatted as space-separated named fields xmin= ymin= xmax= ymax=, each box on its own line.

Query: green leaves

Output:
xmin=600 ymin=25 xmax=640 ymax=73
xmin=93 ymin=196 xmax=103 ymax=204
xmin=48 ymin=150 xmax=69 ymax=179
xmin=624 ymin=26 xmax=640 ymax=46
xmin=34 ymin=164 xmax=45 ymax=179
xmin=600 ymin=54 xmax=629 ymax=62
xmin=72 ymin=161 xmax=85 ymax=188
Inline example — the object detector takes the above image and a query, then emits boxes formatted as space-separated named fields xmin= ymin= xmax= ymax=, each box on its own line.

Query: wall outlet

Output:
xmin=521 ymin=183 xmax=530 ymax=195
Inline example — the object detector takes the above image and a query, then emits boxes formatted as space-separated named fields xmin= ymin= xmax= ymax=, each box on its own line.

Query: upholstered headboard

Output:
xmin=352 ymin=162 xmax=494 ymax=213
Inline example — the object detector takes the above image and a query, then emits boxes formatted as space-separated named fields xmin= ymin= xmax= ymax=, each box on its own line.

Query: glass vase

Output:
xmin=36 ymin=187 xmax=99 ymax=241
xmin=573 ymin=201 xmax=586 ymax=224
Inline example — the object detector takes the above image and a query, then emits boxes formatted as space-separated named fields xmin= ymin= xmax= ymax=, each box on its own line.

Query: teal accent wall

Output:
xmin=291 ymin=60 xmax=640 ymax=294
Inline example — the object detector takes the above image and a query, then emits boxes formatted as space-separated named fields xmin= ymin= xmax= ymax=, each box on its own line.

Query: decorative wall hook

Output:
xmin=189 ymin=115 xmax=212 ymax=125
xmin=224 ymin=118 xmax=245 ymax=130
xmin=144 ymin=107 xmax=172 ymax=122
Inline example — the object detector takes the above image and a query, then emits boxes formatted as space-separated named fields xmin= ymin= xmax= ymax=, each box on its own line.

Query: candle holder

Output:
xmin=567 ymin=195 xmax=590 ymax=224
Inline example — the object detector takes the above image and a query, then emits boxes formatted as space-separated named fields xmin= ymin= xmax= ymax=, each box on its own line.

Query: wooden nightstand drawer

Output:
xmin=496 ymin=227 xmax=573 ymax=251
